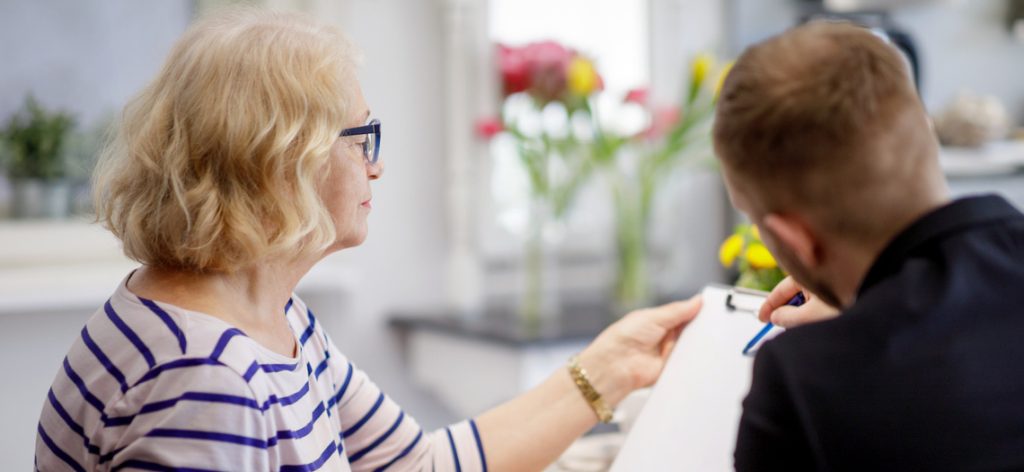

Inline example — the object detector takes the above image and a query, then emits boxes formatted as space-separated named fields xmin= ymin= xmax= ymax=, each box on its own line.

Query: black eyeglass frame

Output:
xmin=339 ymin=118 xmax=381 ymax=164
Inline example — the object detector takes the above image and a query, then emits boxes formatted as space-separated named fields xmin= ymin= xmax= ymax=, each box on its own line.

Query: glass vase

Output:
xmin=611 ymin=173 xmax=653 ymax=315
xmin=520 ymin=196 xmax=564 ymax=335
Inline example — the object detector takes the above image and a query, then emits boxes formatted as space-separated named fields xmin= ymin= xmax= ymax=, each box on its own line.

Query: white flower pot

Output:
xmin=10 ymin=179 xmax=71 ymax=219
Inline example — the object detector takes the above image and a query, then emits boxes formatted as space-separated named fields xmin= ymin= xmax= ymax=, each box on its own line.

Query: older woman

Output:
xmin=35 ymin=8 xmax=701 ymax=471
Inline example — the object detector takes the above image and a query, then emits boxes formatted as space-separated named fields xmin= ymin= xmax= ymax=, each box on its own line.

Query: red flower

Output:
xmin=498 ymin=44 xmax=530 ymax=96
xmin=475 ymin=117 xmax=503 ymax=140
xmin=624 ymin=87 xmax=648 ymax=105
xmin=497 ymin=41 xmax=578 ymax=102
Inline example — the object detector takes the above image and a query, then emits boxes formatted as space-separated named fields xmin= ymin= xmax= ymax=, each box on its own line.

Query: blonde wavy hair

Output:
xmin=94 ymin=8 xmax=359 ymax=272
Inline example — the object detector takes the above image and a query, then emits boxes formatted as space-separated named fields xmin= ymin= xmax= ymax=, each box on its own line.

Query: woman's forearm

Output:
xmin=473 ymin=366 xmax=601 ymax=472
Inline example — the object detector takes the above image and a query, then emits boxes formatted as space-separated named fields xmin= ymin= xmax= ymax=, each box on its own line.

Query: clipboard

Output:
xmin=610 ymin=284 xmax=783 ymax=471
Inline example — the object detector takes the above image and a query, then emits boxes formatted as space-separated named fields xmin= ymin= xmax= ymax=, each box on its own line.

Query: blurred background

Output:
xmin=2 ymin=0 xmax=1023 ymax=469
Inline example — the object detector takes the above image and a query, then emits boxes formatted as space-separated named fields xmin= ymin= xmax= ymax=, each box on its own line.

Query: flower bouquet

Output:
xmin=478 ymin=40 xmax=605 ymax=327
xmin=480 ymin=42 xmax=734 ymax=321
xmin=718 ymin=224 xmax=786 ymax=292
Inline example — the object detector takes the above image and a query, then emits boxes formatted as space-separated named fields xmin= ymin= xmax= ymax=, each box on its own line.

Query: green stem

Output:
xmin=611 ymin=173 xmax=651 ymax=313
xmin=521 ymin=217 xmax=544 ymax=333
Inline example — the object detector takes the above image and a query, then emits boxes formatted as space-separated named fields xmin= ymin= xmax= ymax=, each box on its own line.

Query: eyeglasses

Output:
xmin=339 ymin=118 xmax=381 ymax=164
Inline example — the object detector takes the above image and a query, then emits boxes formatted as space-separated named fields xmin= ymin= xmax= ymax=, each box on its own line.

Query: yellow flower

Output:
xmin=751 ymin=224 xmax=760 ymax=241
xmin=719 ymin=234 xmax=743 ymax=268
xmin=567 ymin=57 xmax=599 ymax=96
xmin=714 ymin=61 xmax=734 ymax=98
xmin=691 ymin=53 xmax=714 ymax=90
xmin=746 ymin=243 xmax=778 ymax=269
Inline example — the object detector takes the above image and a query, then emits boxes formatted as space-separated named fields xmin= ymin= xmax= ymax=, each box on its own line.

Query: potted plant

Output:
xmin=0 ymin=95 xmax=76 ymax=218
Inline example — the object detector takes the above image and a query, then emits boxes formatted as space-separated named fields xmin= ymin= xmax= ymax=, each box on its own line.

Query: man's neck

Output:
xmin=837 ymin=193 xmax=952 ymax=307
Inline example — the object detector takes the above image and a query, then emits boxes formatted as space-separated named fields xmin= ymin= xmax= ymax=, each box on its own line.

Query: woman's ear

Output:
xmin=761 ymin=213 xmax=821 ymax=270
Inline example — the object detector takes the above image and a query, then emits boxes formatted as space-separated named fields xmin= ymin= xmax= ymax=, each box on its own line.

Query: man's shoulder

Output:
xmin=757 ymin=293 xmax=894 ymax=378
xmin=763 ymin=310 xmax=865 ymax=360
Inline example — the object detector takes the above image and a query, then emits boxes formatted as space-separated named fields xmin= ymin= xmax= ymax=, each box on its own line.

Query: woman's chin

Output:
xmin=333 ymin=230 xmax=368 ymax=251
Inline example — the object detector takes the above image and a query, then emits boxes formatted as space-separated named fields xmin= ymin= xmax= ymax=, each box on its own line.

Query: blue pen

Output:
xmin=742 ymin=292 xmax=806 ymax=356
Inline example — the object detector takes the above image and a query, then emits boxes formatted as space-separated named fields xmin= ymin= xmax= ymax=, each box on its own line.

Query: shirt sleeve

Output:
xmin=101 ymin=362 xmax=271 ymax=471
xmin=734 ymin=341 xmax=815 ymax=471
xmin=324 ymin=332 xmax=488 ymax=472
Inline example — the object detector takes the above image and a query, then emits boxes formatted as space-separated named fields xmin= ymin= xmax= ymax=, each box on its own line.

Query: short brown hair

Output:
xmin=713 ymin=21 xmax=937 ymax=240
xmin=94 ymin=8 xmax=360 ymax=272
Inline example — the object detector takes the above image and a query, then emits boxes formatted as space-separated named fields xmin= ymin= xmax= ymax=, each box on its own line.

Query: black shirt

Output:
xmin=735 ymin=195 xmax=1024 ymax=471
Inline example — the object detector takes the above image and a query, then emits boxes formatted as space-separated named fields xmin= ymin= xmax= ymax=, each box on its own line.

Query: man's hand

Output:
xmin=758 ymin=276 xmax=840 ymax=328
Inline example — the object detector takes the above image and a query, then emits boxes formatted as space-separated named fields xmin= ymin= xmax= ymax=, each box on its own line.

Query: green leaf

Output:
xmin=0 ymin=95 xmax=76 ymax=181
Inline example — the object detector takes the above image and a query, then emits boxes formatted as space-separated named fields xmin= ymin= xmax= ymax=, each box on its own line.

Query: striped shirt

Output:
xmin=36 ymin=275 xmax=488 ymax=471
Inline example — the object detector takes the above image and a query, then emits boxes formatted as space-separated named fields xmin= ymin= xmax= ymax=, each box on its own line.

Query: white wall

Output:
xmin=892 ymin=0 xmax=1024 ymax=119
xmin=730 ymin=0 xmax=1024 ymax=121
xmin=1 ymin=307 xmax=95 ymax=470
xmin=0 ymin=1 xmax=192 ymax=126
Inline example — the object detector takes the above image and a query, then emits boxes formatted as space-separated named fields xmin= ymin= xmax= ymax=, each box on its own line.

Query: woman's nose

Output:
xmin=367 ymin=160 xmax=383 ymax=180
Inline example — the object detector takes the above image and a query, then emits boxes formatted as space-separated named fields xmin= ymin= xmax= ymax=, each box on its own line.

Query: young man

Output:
xmin=715 ymin=21 xmax=1024 ymax=470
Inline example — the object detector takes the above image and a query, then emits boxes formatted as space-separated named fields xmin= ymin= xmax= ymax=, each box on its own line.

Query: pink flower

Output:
xmin=475 ymin=117 xmax=503 ymax=140
xmin=642 ymin=106 xmax=681 ymax=139
xmin=523 ymin=41 xmax=572 ymax=68
xmin=523 ymin=41 xmax=573 ymax=103
xmin=624 ymin=87 xmax=648 ymax=105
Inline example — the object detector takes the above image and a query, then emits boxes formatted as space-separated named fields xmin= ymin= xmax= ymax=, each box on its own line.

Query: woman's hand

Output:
xmin=576 ymin=295 xmax=702 ymax=408
xmin=474 ymin=295 xmax=701 ymax=470
xmin=758 ymin=276 xmax=840 ymax=328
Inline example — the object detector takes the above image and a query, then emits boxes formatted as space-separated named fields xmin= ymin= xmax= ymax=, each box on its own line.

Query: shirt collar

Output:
xmin=857 ymin=195 xmax=1021 ymax=296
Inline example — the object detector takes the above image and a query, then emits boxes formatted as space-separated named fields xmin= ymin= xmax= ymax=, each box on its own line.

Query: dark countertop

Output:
xmin=389 ymin=300 xmax=617 ymax=347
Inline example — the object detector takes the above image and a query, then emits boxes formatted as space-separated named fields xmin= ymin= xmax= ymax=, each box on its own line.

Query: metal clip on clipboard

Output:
xmin=724 ymin=286 xmax=787 ymax=357
xmin=724 ymin=286 xmax=770 ymax=314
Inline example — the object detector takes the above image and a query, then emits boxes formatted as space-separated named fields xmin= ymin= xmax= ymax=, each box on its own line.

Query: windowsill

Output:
xmin=940 ymin=140 xmax=1024 ymax=178
xmin=0 ymin=219 xmax=356 ymax=315
xmin=0 ymin=219 xmax=128 ymax=314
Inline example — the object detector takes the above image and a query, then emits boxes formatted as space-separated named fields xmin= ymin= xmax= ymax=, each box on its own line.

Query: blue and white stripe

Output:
xmin=36 ymin=274 xmax=487 ymax=471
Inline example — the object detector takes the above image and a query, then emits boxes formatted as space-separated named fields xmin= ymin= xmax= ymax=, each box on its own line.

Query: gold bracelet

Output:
xmin=567 ymin=355 xmax=614 ymax=423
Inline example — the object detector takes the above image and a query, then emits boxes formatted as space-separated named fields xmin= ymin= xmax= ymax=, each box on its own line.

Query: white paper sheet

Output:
xmin=610 ymin=285 xmax=778 ymax=471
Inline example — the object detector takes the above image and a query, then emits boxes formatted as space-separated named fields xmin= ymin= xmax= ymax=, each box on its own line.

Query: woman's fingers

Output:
xmin=659 ymin=325 xmax=685 ymax=359
xmin=644 ymin=294 xmax=703 ymax=330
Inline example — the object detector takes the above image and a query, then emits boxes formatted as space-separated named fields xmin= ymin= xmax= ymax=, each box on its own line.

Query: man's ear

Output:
xmin=761 ymin=213 xmax=821 ymax=269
